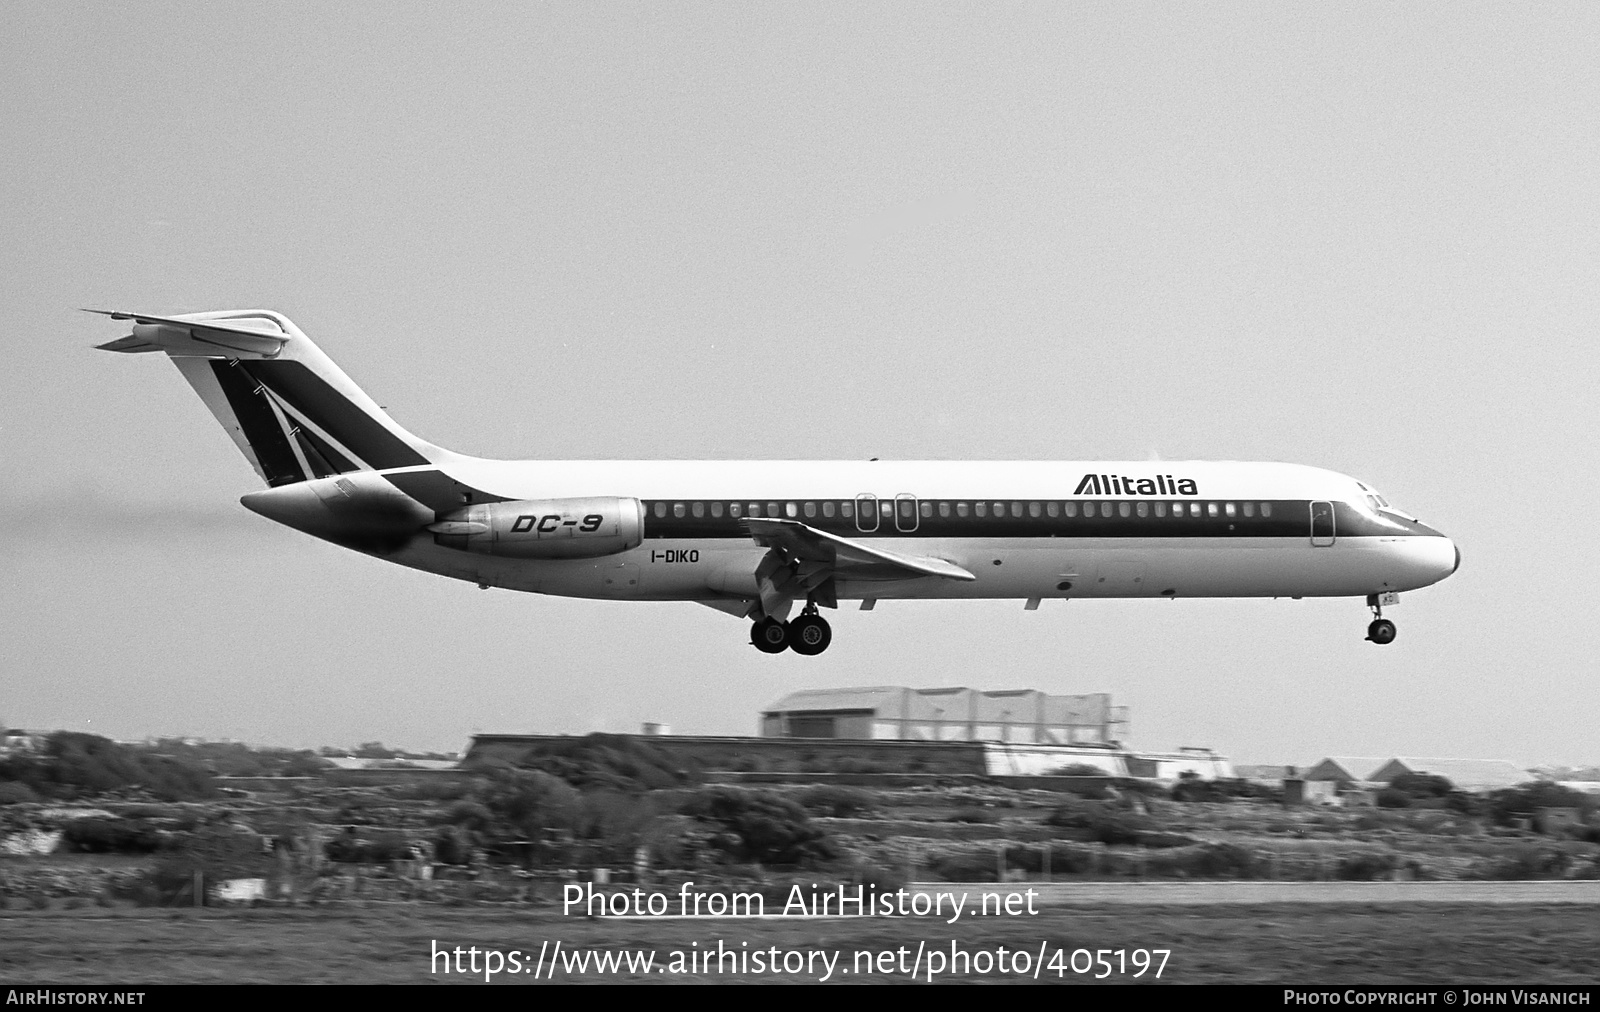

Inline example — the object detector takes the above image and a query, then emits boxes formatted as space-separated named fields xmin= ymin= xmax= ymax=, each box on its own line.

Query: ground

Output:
xmin=2 ymin=903 xmax=1597 ymax=984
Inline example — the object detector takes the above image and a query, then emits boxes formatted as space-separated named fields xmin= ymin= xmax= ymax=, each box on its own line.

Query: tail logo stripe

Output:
xmin=208 ymin=361 xmax=306 ymax=487
xmin=238 ymin=361 xmax=429 ymax=470
xmin=258 ymin=384 xmax=370 ymax=475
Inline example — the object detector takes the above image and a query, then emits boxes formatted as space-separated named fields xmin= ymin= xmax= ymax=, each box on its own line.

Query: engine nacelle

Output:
xmin=429 ymin=497 xmax=644 ymax=559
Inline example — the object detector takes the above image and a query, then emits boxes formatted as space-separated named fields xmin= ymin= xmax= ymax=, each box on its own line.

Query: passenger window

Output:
xmin=1206 ymin=503 xmax=1218 ymax=518
xmin=653 ymin=502 xmax=666 ymax=518
xmin=1028 ymin=501 xmax=1041 ymax=518
xmin=692 ymin=502 xmax=704 ymax=518
xmin=1082 ymin=502 xmax=1095 ymax=518
xmin=1011 ymin=502 xmax=1023 ymax=517
xmin=1065 ymin=501 xmax=1078 ymax=517
xmin=939 ymin=502 xmax=951 ymax=518
xmin=956 ymin=502 xmax=970 ymax=518
xmin=841 ymin=501 xmax=853 ymax=518
xmin=748 ymin=503 xmax=761 ymax=517
xmin=767 ymin=502 xmax=780 ymax=517
xmin=673 ymin=503 xmax=686 ymax=518
xmin=881 ymin=501 xmax=894 ymax=518
xmin=785 ymin=502 xmax=798 ymax=518
xmin=711 ymin=502 xmax=724 ymax=518
xmin=1155 ymin=502 xmax=1167 ymax=517
xmin=1101 ymin=501 xmax=1112 ymax=516
xmin=1136 ymin=502 xmax=1149 ymax=518
xmin=1242 ymin=502 xmax=1254 ymax=518
xmin=804 ymin=502 xmax=816 ymax=518
xmin=1261 ymin=502 xmax=1272 ymax=517
xmin=1118 ymin=502 xmax=1131 ymax=517
xmin=1046 ymin=501 xmax=1059 ymax=518
xmin=822 ymin=501 xmax=835 ymax=518
xmin=729 ymin=502 xmax=742 ymax=518
xmin=1225 ymin=502 xmax=1236 ymax=517
xmin=920 ymin=501 xmax=932 ymax=518
xmin=975 ymin=502 xmax=988 ymax=518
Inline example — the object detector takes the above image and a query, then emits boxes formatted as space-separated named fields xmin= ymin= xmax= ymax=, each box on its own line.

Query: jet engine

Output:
xmin=428 ymin=497 xmax=644 ymax=559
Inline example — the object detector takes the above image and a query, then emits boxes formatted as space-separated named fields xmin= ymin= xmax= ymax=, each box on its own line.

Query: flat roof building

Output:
xmin=760 ymin=686 xmax=1128 ymax=744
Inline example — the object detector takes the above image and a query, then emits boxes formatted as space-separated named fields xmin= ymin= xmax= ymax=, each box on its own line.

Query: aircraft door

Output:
xmin=894 ymin=494 xmax=919 ymax=532
xmin=855 ymin=494 xmax=879 ymax=532
xmin=1310 ymin=501 xmax=1335 ymax=547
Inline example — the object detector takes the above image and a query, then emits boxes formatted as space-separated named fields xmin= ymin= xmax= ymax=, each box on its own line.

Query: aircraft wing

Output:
xmin=743 ymin=517 xmax=976 ymax=583
xmin=86 ymin=309 xmax=290 ymax=358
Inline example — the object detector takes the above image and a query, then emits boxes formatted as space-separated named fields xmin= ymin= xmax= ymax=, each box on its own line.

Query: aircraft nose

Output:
xmin=1452 ymin=543 xmax=1461 ymax=575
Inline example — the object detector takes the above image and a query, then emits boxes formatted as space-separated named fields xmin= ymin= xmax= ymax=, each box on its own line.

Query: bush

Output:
xmin=1144 ymin=843 xmax=1264 ymax=879
xmin=1046 ymin=803 xmax=1150 ymax=846
xmin=1468 ymin=845 xmax=1574 ymax=880
xmin=1171 ymin=777 xmax=1281 ymax=803
xmin=0 ymin=781 xmax=39 ymax=804
xmin=1486 ymin=783 xmax=1593 ymax=828
xmin=325 ymin=829 xmax=415 ymax=863
xmin=459 ymin=767 xmax=580 ymax=844
xmin=679 ymin=788 xmax=835 ymax=866
xmin=138 ymin=825 xmax=273 ymax=905
xmin=797 ymin=785 xmax=877 ymax=818
xmin=1376 ymin=788 xmax=1413 ymax=809
xmin=0 ymin=732 xmax=214 ymax=801
xmin=491 ymin=734 xmax=697 ymax=793
xmin=61 ymin=817 xmax=165 ymax=854
xmin=1335 ymin=852 xmax=1400 ymax=880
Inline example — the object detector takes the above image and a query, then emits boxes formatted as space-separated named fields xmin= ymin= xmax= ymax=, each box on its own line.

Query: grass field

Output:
xmin=3 ymin=903 xmax=1597 ymax=984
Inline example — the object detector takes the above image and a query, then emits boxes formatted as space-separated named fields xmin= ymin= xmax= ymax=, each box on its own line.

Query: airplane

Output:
xmin=93 ymin=309 xmax=1459 ymax=655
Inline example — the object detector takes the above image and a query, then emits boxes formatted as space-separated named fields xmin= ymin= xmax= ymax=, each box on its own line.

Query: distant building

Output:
xmin=1 ymin=729 xmax=43 ymax=755
xmin=760 ymin=686 xmax=1128 ymax=744
xmin=1302 ymin=757 xmax=1387 ymax=784
xmin=1369 ymin=757 xmax=1530 ymax=792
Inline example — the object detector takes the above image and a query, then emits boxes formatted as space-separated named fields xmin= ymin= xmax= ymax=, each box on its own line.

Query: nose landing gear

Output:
xmin=749 ymin=603 xmax=833 ymax=655
xmin=1365 ymin=593 xmax=1397 ymax=645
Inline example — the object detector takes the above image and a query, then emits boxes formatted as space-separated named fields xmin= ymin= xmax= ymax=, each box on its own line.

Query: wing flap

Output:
xmin=743 ymin=517 xmax=975 ymax=582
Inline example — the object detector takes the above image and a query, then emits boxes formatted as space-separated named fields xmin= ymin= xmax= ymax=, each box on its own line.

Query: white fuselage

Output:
xmin=335 ymin=456 xmax=1458 ymax=605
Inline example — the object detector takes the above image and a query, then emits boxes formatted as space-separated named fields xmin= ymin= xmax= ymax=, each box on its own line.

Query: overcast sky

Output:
xmin=3 ymin=3 xmax=1596 ymax=767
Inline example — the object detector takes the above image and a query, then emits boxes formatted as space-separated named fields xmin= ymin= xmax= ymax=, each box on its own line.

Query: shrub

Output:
xmin=1468 ymin=845 xmax=1573 ymax=880
xmin=1046 ymin=803 xmax=1150 ymax=846
xmin=927 ymin=849 xmax=1003 ymax=882
xmin=0 ymin=781 xmax=39 ymax=804
xmin=1486 ymin=783 xmax=1593 ymax=828
xmin=325 ymin=829 xmax=415 ymax=863
xmin=0 ymin=732 xmax=214 ymax=801
xmin=61 ymin=817 xmax=165 ymax=854
xmin=1335 ymin=852 xmax=1400 ymax=880
xmin=797 ymin=785 xmax=877 ymax=818
xmin=1376 ymin=788 xmax=1413 ymax=809
xmin=1148 ymin=843 xmax=1264 ymax=879
xmin=679 ymin=788 xmax=835 ymax=866
xmin=497 ymin=734 xmax=697 ymax=792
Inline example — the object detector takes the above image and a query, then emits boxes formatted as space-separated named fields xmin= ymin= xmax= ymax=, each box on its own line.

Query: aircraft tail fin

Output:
xmin=91 ymin=310 xmax=442 ymax=487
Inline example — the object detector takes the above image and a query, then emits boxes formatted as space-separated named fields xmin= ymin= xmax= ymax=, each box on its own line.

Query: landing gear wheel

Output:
xmin=788 ymin=614 xmax=833 ymax=656
xmin=1366 ymin=619 xmax=1397 ymax=645
xmin=751 ymin=617 xmax=789 ymax=653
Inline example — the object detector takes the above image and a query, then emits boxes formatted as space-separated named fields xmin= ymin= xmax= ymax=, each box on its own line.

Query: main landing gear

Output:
xmin=1366 ymin=593 xmax=1397 ymax=645
xmin=750 ymin=606 xmax=833 ymax=656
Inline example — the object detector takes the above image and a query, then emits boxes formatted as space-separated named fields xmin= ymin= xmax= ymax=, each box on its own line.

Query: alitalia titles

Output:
xmin=1074 ymin=473 xmax=1199 ymax=497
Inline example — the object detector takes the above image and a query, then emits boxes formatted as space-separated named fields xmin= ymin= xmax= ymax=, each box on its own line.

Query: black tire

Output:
xmin=751 ymin=617 xmax=789 ymax=653
xmin=789 ymin=615 xmax=832 ymax=656
xmin=1366 ymin=619 xmax=1397 ymax=645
